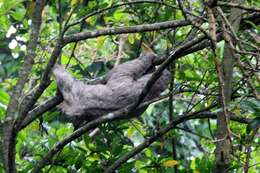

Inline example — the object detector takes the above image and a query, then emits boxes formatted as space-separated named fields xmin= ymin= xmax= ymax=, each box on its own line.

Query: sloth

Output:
xmin=53 ymin=53 xmax=170 ymax=123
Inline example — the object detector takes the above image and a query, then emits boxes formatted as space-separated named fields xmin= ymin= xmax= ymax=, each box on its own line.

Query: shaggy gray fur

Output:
xmin=53 ymin=53 xmax=170 ymax=122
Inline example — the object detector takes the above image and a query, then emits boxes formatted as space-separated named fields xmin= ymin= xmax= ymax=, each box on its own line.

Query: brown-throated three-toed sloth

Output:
xmin=53 ymin=53 xmax=170 ymax=123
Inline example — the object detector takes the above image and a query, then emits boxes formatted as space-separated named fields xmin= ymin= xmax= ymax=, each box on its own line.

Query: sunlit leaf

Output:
xmin=97 ymin=36 xmax=107 ymax=49
xmin=163 ymin=160 xmax=178 ymax=167
xmin=0 ymin=89 xmax=9 ymax=105
xmin=71 ymin=0 xmax=79 ymax=6
xmin=144 ymin=148 xmax=152 ymax=158
xmin=113 ymin=9 xmax=124 ymax=21
xmin=128 ymin=34 xmax=135 ymax=44
xmin=126 ymin=127 xmax=134 ymax=137
xmin=135 ymin=33 xmax=142 ymax=40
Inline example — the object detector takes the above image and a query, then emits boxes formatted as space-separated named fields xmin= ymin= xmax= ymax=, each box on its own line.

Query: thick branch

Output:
xmin=63 ymin=20 xmax=191 ymax=44
xmin=63 ymin=8 xmax=260 ymax=45
xmin=19 ymin=95 xmax=63 ymax=130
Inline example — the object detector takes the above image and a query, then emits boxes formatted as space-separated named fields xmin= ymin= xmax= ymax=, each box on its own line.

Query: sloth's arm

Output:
xmin=107 ymin=53 xmax=157 ymax=81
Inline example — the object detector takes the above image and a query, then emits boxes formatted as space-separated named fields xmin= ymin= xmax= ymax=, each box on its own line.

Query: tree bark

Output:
xmin=214 ymin=0 xmax=243 ymax=172
xmin=2 ymin=1 xmax=45 ymax=172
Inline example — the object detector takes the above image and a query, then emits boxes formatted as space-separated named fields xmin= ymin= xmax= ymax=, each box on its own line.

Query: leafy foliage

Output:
xmin=0 ymin=0 xmax=259 ymax=172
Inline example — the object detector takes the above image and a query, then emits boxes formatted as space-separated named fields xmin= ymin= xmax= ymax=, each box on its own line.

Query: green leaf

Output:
xmin=70 ymin=0 xmax=78 ymax=6
xmin=0 ymin=108 xmax=5 ymax=119
xmin=113 ymin=9 xmax=123 ymax=21
xmin=135 ymin=33 xmax=142 ymax=40
xmin=246 ymin=117 xmax=260 ymax=133
xmin=240 ymin=100 xmax=260 ymax=116
xmin=128 ymin=34 xmax=135 ymax=44
xmin=97 ymin=36 xmax=107 ymax=49
xmin=0 ymin=89 xmax=9 ymax=105
xmin=0 ymin=16 xmax=11 ymax=32
xmin=126 ymin=127 xmax=134 ymax=137
xmin=144 ymin=148 xmax=152 ymax=158
xmin=10 ymin=5 xmax=26 ymax=21
xmin=163 ymin=160 xmax=178 ymax=167
xmin=113 ymin=9 xmax=129 ymax=22
xmin=2 ymin=0 xmax=25 ymax=13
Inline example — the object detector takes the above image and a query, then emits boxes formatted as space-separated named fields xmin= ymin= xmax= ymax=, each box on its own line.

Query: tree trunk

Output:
xmin=3 ymin=122 xmax=17 ymax=173
xmin=215 ymin=0 xmax=243 ymax=172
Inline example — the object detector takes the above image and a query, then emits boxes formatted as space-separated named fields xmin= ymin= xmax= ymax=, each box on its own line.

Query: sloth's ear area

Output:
xmin=139 ymin=52 xmax=158 ymax=64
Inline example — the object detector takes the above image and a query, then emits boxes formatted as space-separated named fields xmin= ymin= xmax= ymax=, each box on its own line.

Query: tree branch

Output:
xmin=16 ymin=42 xmax=63 ymax=131
xmin=19 ymin=95 xmax=63 ymax=130
xmin=31 ymin=99 xmax=249 ymax=173
xmin=105 ymin=111 xmax=249 ymax=172
xmin=218 ymin=1 xmax=260 ymax=12
xmin=63 ymin=20 xmax=191 ymax=44
xmin=30 ymin=95 xmax=172 ymax=172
